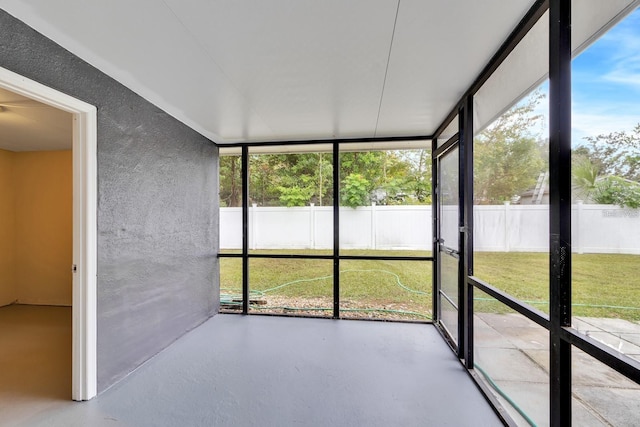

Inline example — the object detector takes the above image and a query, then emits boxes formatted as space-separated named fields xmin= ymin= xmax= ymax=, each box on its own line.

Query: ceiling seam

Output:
xmin=159 ymin=0 xmax=278 ymax=140
xmin=373 ymin=0 xmax=401 ymax=138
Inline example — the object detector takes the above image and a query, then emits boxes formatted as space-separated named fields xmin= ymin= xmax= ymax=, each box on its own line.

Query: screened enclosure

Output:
xmin=218 ymin=141 xmax=433 ymax=322
xmin=218 ymin=1 xmax=640 ymax=425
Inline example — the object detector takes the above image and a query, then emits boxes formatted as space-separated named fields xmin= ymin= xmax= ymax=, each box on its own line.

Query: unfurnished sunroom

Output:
xmin=0 ymin=1 xmax=639 ymax=426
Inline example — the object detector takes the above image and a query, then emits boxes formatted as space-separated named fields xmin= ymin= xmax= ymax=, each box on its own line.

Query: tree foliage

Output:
xmin=219 ymin=155 xmax=242 ymax=207
xmin=573 ymin=123 xmax=640 ymax=208
xmin=593 ymin=176 xmax=640 ymax=208
xmin=474 ymin=92 xmax=546 ymax=204
xmin=341 ymin=173 xmax=370 ymax=208
xmin=220 ymin=149 xmax=431 ymax=208
xmin=582 ymin=124 xmax=640 ymax=182
xmin=220 ymin=102 xmax=640 ymax=209
xmin=278 ymin=185 xmax=314 ymax=207
xmin=572 ymin=154 xmax=640 ymax=208
xmin=396 ymin=149 xmax=431 ymax=203
xmin=571 ymin=156 xmax=599 ymax=201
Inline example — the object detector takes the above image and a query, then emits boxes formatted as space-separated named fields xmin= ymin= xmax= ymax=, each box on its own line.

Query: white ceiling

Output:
xmin=0 ymin=0 xmax=539 ymax=144
xmin=0 ymin=86 xmax=72 ymax=151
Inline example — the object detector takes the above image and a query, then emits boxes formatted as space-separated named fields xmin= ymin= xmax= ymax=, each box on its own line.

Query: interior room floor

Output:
xmin=0 ymin=304 xmax=72 ymax=426
xmin=8 ymin=313 xmax=501 ymax=427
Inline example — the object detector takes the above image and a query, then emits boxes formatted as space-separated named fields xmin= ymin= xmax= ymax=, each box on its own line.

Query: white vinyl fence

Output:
xmin=220 ymin=203 xmax=640 ymax=255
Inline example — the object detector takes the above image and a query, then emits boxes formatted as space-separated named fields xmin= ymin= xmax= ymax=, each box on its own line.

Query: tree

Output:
xmin=341 ymin=173 xmax=370 ymax=208
xmin=572 ymin=156 xmax=640 ymax=208
xmin=395 ymin=149 xmax=432 ymax=204
xmin=573 ymin=123 xmax=640 ymax=208
xmin=278 ymin=186 xmax=314 ymax=207
xmin=220 ymin=148 xmax=431 ymax=208
xmin=314 ymin=153 xmax=332 ymax=206
xmin=474 ymin=92 xmax=546 ymax=204
xmin=277 ymin=153 xmax=333 ymax=206
xmin=572 ymin=156 xmax=599 ymax=201
xmin=582 ymin=124 xmax=640 ymax=182
xmin=249 ymin=154 xmax=283 ymax=206
xmin=340 ymin=150 xmax=428 ymax=205
xmin=340 ymin=151 xmax=386 ymax=193
xmin=593 ymin=177 xmax=640 ymax=208
xmin=219 ymin=155 xmax=242 ymax=207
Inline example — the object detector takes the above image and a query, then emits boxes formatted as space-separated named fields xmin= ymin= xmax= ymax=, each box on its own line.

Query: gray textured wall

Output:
xmin=0 ymin=9 xmax=220 ymax=392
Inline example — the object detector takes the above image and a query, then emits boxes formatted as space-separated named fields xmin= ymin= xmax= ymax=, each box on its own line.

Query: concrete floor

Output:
xmin=475 ymin=312 xmax=640 ymax=427
xmin=0 ymin=305 xmax=72 ymax=426
xmin=6 ymin=312 xmax=502 ymax=427
xmin=4 ymin=305 xmax=639 ymax=427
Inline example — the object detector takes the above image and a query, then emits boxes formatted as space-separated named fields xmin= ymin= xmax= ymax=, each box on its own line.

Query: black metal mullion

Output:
xmin=560 ymin=327 xmax=640 ymax=384
xmin=247 ymin=254 xmax=334 ymax=260
xmin=470 ymin=277 xmax=550 ymax=329
xmin=433 ymin=133 xmax=459 ymax=158
xmin=223 ymin=253 xmax=432 ymax=261
xmin=461 ymin=95 xmax=474 ymax=369
xmin=218 ymin=134 xmax=432 ymax=149
xmin=340 ymin=255 xmax=433 ymax=261
xmin=432 ymin=137 xmax=440 ymax=323
xmin=549 ymin=1 xmax=572 ymax=425
xmin=217 ymin=253 xmax=243 ymax=258
xmin=333 ymin=142 xmax=340 ymax=319
xmin=241 ymin=146 xmax=250 ymax=315
xmin=456 ymin=112 xmax=466 ymax=360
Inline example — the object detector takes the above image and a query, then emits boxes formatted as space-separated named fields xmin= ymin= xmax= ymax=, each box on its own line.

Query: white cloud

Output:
xmin=571 ymin=9 xmax=640 ymax=144
xmin=603 ymin=44 xmax=640 ymax=90
xmin=599 ymin=11 xmax=640 ymax=91
xmin=571 ymin=111 xmax=639 ymax=146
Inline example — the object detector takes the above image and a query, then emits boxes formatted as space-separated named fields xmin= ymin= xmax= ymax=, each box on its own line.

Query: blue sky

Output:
xmin=571 ymin=6 xmax=640 ymax=146
xmin=523 ymin=6 xmax=640 ymax=147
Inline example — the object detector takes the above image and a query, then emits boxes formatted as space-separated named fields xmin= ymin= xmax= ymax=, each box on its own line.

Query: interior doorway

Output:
xmin=0 ymin=67 xmax=97 ymax=403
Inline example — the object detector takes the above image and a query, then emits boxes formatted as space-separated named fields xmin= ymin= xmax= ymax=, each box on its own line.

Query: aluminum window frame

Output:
xmin=218 ymin=137 xmax=434 ymax=323
xmin=432 ymin=0 xmax=640 ymax=425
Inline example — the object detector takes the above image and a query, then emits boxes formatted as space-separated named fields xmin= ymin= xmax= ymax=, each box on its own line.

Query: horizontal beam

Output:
xmin=433 ymin=132 xmax=460 ymax=158
xmin=560 ymin=327 xmax=640 ymax=385
xmin=217 ymin=134 xmax=432 ymax=151
xmin=339 ymin=255 xmax=433 ymax=261
xmin=218 ymin=253 xmax=433 ymax=262
xmin=469 ymin=276 xmax=550 ymax=329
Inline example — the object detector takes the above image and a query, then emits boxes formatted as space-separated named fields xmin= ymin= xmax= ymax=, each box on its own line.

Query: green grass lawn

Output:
xmin=474 ymin=252 xmax=640 ymax=321
xmin=220 ymin=251 xmax=640 ymax=322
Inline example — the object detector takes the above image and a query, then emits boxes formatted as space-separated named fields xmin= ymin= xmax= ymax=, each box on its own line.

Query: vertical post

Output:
xmin=504 ymin=201 xmax=511 ymax=252
xmin=242 ymin=146 xmax=249 ymax=314
xmin=432 ymin=138 xmax=439 ymax=322
xmin=457 ymin=111 xmax=466 ymax=358
xmin=371 ymin=202 xmax=377 ymax=250
xmin=333 ymin=142 xmax=340 ymax=318
xmin=460 ymin=96 xmax=474 ymax=368
xmin=549 ymin=1 xmax=572 ymax=425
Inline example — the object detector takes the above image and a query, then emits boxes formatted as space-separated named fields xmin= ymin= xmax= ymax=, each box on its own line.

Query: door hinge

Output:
xmin=72 ymin=264 xmax=78 ymax=273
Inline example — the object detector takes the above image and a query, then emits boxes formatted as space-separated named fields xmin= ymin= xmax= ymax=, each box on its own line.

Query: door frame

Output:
xmin=433 ymin=135 xmax=461 ymax=350
xmin=0 ymin=66 xmax=97 ymax=400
